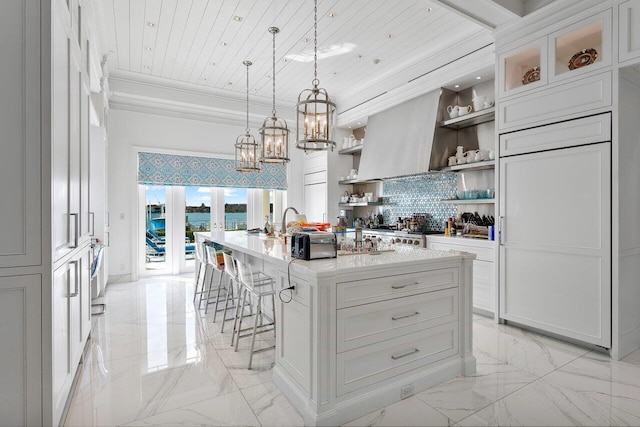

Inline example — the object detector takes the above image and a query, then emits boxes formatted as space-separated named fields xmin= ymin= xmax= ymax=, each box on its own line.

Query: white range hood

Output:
xmin=357 ymin=89 xmax=458 ymax=180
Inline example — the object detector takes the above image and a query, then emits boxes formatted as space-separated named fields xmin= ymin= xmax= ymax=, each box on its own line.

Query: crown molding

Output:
xmin=108 ymin=70 xmax=296 ymax=125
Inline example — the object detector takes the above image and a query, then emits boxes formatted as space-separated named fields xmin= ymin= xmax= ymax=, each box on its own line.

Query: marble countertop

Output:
xmin=196 ymin=231 xmax=475 ymax=278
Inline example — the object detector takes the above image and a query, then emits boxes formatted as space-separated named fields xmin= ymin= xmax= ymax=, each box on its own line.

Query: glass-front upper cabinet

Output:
xmin=498 ymin=9 xmax=612 ymax=100
xmin=498 ymin=38 xmax=547 ymax=99
xmin=548 ymin=10 xmax=611 ymax=82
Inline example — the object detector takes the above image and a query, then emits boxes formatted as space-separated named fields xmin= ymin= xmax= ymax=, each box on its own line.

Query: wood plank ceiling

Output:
xmin=103 ymin=0 xmax=488 ymax=109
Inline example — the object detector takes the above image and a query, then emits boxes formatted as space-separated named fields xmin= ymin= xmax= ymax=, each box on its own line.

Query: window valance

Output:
xmin=138 ymin=152 xmax=287 ymax=190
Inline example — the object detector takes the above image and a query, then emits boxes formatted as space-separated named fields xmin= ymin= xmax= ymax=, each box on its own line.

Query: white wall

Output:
xmin=107 ymin=108 xmax=301 ymax=279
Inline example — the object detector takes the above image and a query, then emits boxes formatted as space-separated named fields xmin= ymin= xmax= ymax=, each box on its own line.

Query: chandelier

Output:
xmin=260 ymin=27 xmax=290 ymax=164
xmin=235 ymin=60 xmax=260 ymax=172
xmin=295 ymin=0 xmax=336 ymax=151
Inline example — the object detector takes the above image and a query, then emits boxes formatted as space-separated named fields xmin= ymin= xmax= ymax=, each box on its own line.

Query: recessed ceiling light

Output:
xmin=303 ymin=37 xmax=310 ymax=43
xmin=358 ymin=122 xmax=362 ymax=125
xmin=328 ymin=12 xmax=336 ymax=18
xmin=208 ymin=61 xmax=215 ymax=66
xmin=372 ymin=58 xmax=381 ymax=64
xmin=145 ymin=47 xmax=152 ymax=51
xmin=426 ymin=7 xmax=433 ymax=12
xmin=282 ymin=58 xmax=288 ymax=63
xmin=386 ymin=34 xmax=393 ymax=39
xmin=220 ymin=41 xmax=227 ymax=46
xmin=333 ymin=72 xmax=337 ymax=75
xmin=233 ymin=15 xmax=243 ymax=22
xmin=357 ymin=54 xmax=363 ymax=59
xmin=476 ymin=76 xmax=482 ymax=79
xmin=202 ymin=77 xmax=207 ymax=81
xmin=147 ymin=22 xmax=155 ymax=27
xmin=266 ymin=75 xmax=271 ymax=79
xmin=348 ymin=126 xmax=352 ymax=129
xmin=454 ymin=84 xmax=460 ymax=88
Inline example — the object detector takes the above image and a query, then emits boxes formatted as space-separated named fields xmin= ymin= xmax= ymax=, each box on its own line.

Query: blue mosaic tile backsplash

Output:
xmin=382 ymin=172 xmax=458 ymax=231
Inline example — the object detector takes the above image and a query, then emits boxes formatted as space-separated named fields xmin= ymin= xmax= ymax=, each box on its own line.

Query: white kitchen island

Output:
xmin=197 ymin=231 xmax=476 ymax=426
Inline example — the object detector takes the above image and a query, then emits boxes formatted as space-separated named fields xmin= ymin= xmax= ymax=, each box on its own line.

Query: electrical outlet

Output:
xmin=400 ymin=383 xmax=414 ymax=400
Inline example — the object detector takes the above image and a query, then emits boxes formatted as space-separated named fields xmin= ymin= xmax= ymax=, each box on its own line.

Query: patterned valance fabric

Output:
xmin=138 ymin=152 xmax=287 ymax=190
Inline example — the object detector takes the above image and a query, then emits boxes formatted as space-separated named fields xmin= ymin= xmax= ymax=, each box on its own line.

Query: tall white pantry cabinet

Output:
xmin=0 ymin=0 xmax=106 ymax=425
xmin=495 ymin=0 xmax=640 ymax=359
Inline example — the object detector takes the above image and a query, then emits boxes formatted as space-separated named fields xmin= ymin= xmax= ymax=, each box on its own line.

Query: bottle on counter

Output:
xmin=355 ymin=226 xmax=362 ymax=248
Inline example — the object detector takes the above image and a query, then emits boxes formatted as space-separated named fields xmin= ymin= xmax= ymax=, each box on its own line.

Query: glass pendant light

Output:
xmin=235 ymin=60 xmax=260 ymax=172
xmin=295 ymin=0 xmax=336 ymax=151
xmin=260 ymin=27 xmax=290 ymax=164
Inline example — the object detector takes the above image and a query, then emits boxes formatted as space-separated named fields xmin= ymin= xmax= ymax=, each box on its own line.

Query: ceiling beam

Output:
xmin=433 ymin=0 xmax=522 ymax=29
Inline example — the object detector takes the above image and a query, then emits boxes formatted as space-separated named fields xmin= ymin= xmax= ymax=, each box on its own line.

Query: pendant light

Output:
xmin=260 ymin=27 xmax=290 ymax=164
xmin=235 ymin=60 xmax=260 ymax=172
xmin=295 ymin=0 xmax=336 ymax=151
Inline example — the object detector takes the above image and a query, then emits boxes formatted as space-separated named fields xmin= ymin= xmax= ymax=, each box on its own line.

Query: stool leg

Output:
xmin=212 ymin=269 xmax=225 ymax=322
xmin=193 ymin=262 xmax=202 ymax=303
xmin=220 ymin=276 xmax=233 ymax=333
xmin=234 ymin=288 xmax=248 ymax=351
xmin=271 ymin=294 xmax=276 ymax=339
xmin=230 ymin=284 xmax=242 ymax=346
xmin=248 ymin=295 xmax=262 ymax=370
xmin=204 ymin=268 xmax=219 ymax=314
xmin=231 ymin=284 xmax=247 ymax=351
xmin=198 ymin=264 xmax=211 ymax=310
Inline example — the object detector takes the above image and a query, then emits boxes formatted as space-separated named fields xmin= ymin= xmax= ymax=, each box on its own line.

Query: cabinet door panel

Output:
xmin=80 ymin=85 xmax=91 ymax=241
xmin=53 ymin=17 xmax=72 ymax=260
xmin=0 ymin=0 xmax=42 ymax=267
xmin=0 ymin=274 xmax=42 ymax=426
xmin=304 ymin=182 xmax=327 ymax=223
xmin=53 ymin=262 xmax=72 ymax=423
xmin=499 ymin=143 xmax=611 ymax=346
xmin=619 ymin=0 xmax=640 ymax=63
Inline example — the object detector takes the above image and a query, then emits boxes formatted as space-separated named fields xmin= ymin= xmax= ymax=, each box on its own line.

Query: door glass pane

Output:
xmin=145 ymin=186 xmax=168 ymax=271
xmin=224 ymin=188 xmax=247 ymax=230
xmin=185 ymin=186 xmax=210 ymax=268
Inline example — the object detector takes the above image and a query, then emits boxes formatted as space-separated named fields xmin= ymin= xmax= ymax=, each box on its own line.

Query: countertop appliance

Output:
xmin=291 ymin=231 xmax=337 ymax=260
xmin=362 ymin=229 xmax=428 ymax=248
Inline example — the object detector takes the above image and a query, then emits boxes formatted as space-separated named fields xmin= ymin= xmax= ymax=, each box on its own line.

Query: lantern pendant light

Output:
xmin=235 ymin=60 xmax=260 ymax=172
xmin=295 ymin=0 xmax=336 ymax=152
xmin=260 ymin=27 xmax=290 ymax=164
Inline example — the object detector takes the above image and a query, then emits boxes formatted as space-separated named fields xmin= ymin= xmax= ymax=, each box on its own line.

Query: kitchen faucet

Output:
xmin=281 ymin=206 xmax=299 ymax=235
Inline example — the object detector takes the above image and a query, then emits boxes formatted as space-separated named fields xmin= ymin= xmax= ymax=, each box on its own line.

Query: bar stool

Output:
xmin=233 ymin=260 xmax=276 ymax=369
xmin=193 ymin=240 xmax=209 ymax=304
xmin=203 ymin=245 xmax=227 ymax=319
xmin=220 ymin=252 xmax=243 ymax=334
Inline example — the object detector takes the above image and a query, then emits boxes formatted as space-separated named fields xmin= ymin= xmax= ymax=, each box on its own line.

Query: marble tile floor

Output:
xmin=65 ymin=274 xmax=640 ymax=427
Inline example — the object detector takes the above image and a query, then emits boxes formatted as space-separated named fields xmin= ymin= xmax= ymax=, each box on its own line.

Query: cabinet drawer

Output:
xmin=336 ymin=322 xmax=459 ymax=396
xmin=337 ymin=268 xmax=458 ymax=309
xmin=500 ymin=113 xmax=611 ymax=156
xmin=499 ymin=72 xmax=612 ymax=131
xmin=428 ymin=242 xmax=494 ymax=262
xmin=337 ymin=288 xmax=458 ymax=353
xmin=473 ymin=260 xmax=494 ymax=283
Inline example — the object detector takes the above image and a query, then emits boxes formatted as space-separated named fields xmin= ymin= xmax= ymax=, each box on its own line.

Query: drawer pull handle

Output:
xmin=391 ymin=348 xmax=419 ymax=360
xmin=392 ymin=311 xmax=420 ymax=321
xmin=391 ymin=282 xmax=418 ymax=290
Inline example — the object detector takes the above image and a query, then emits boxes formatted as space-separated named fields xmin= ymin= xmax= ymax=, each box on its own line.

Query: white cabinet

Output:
xmin=499 ymin=131 xmax=611 ymax=347
xmin=619 ymin=0 xmax=640 ymax=64
xmin=53 ymin=6 xmax=92 ymax=261
xmin=0 ymin=275 xmax=42 ymax=426
xmin=0 ymin=0 xmax=42 ymax=268
xmin=427 ymin=238 xmax=496 ymax=314
xmin=498 ymin=10 xmax=612 ymax=101
xmin=0 ymin=0 xmax=102 ymax=424
xmin=52 ymin=244 xmax=92 ymax=424
xmin=304 ymin=165 xmax=327 ymax=224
